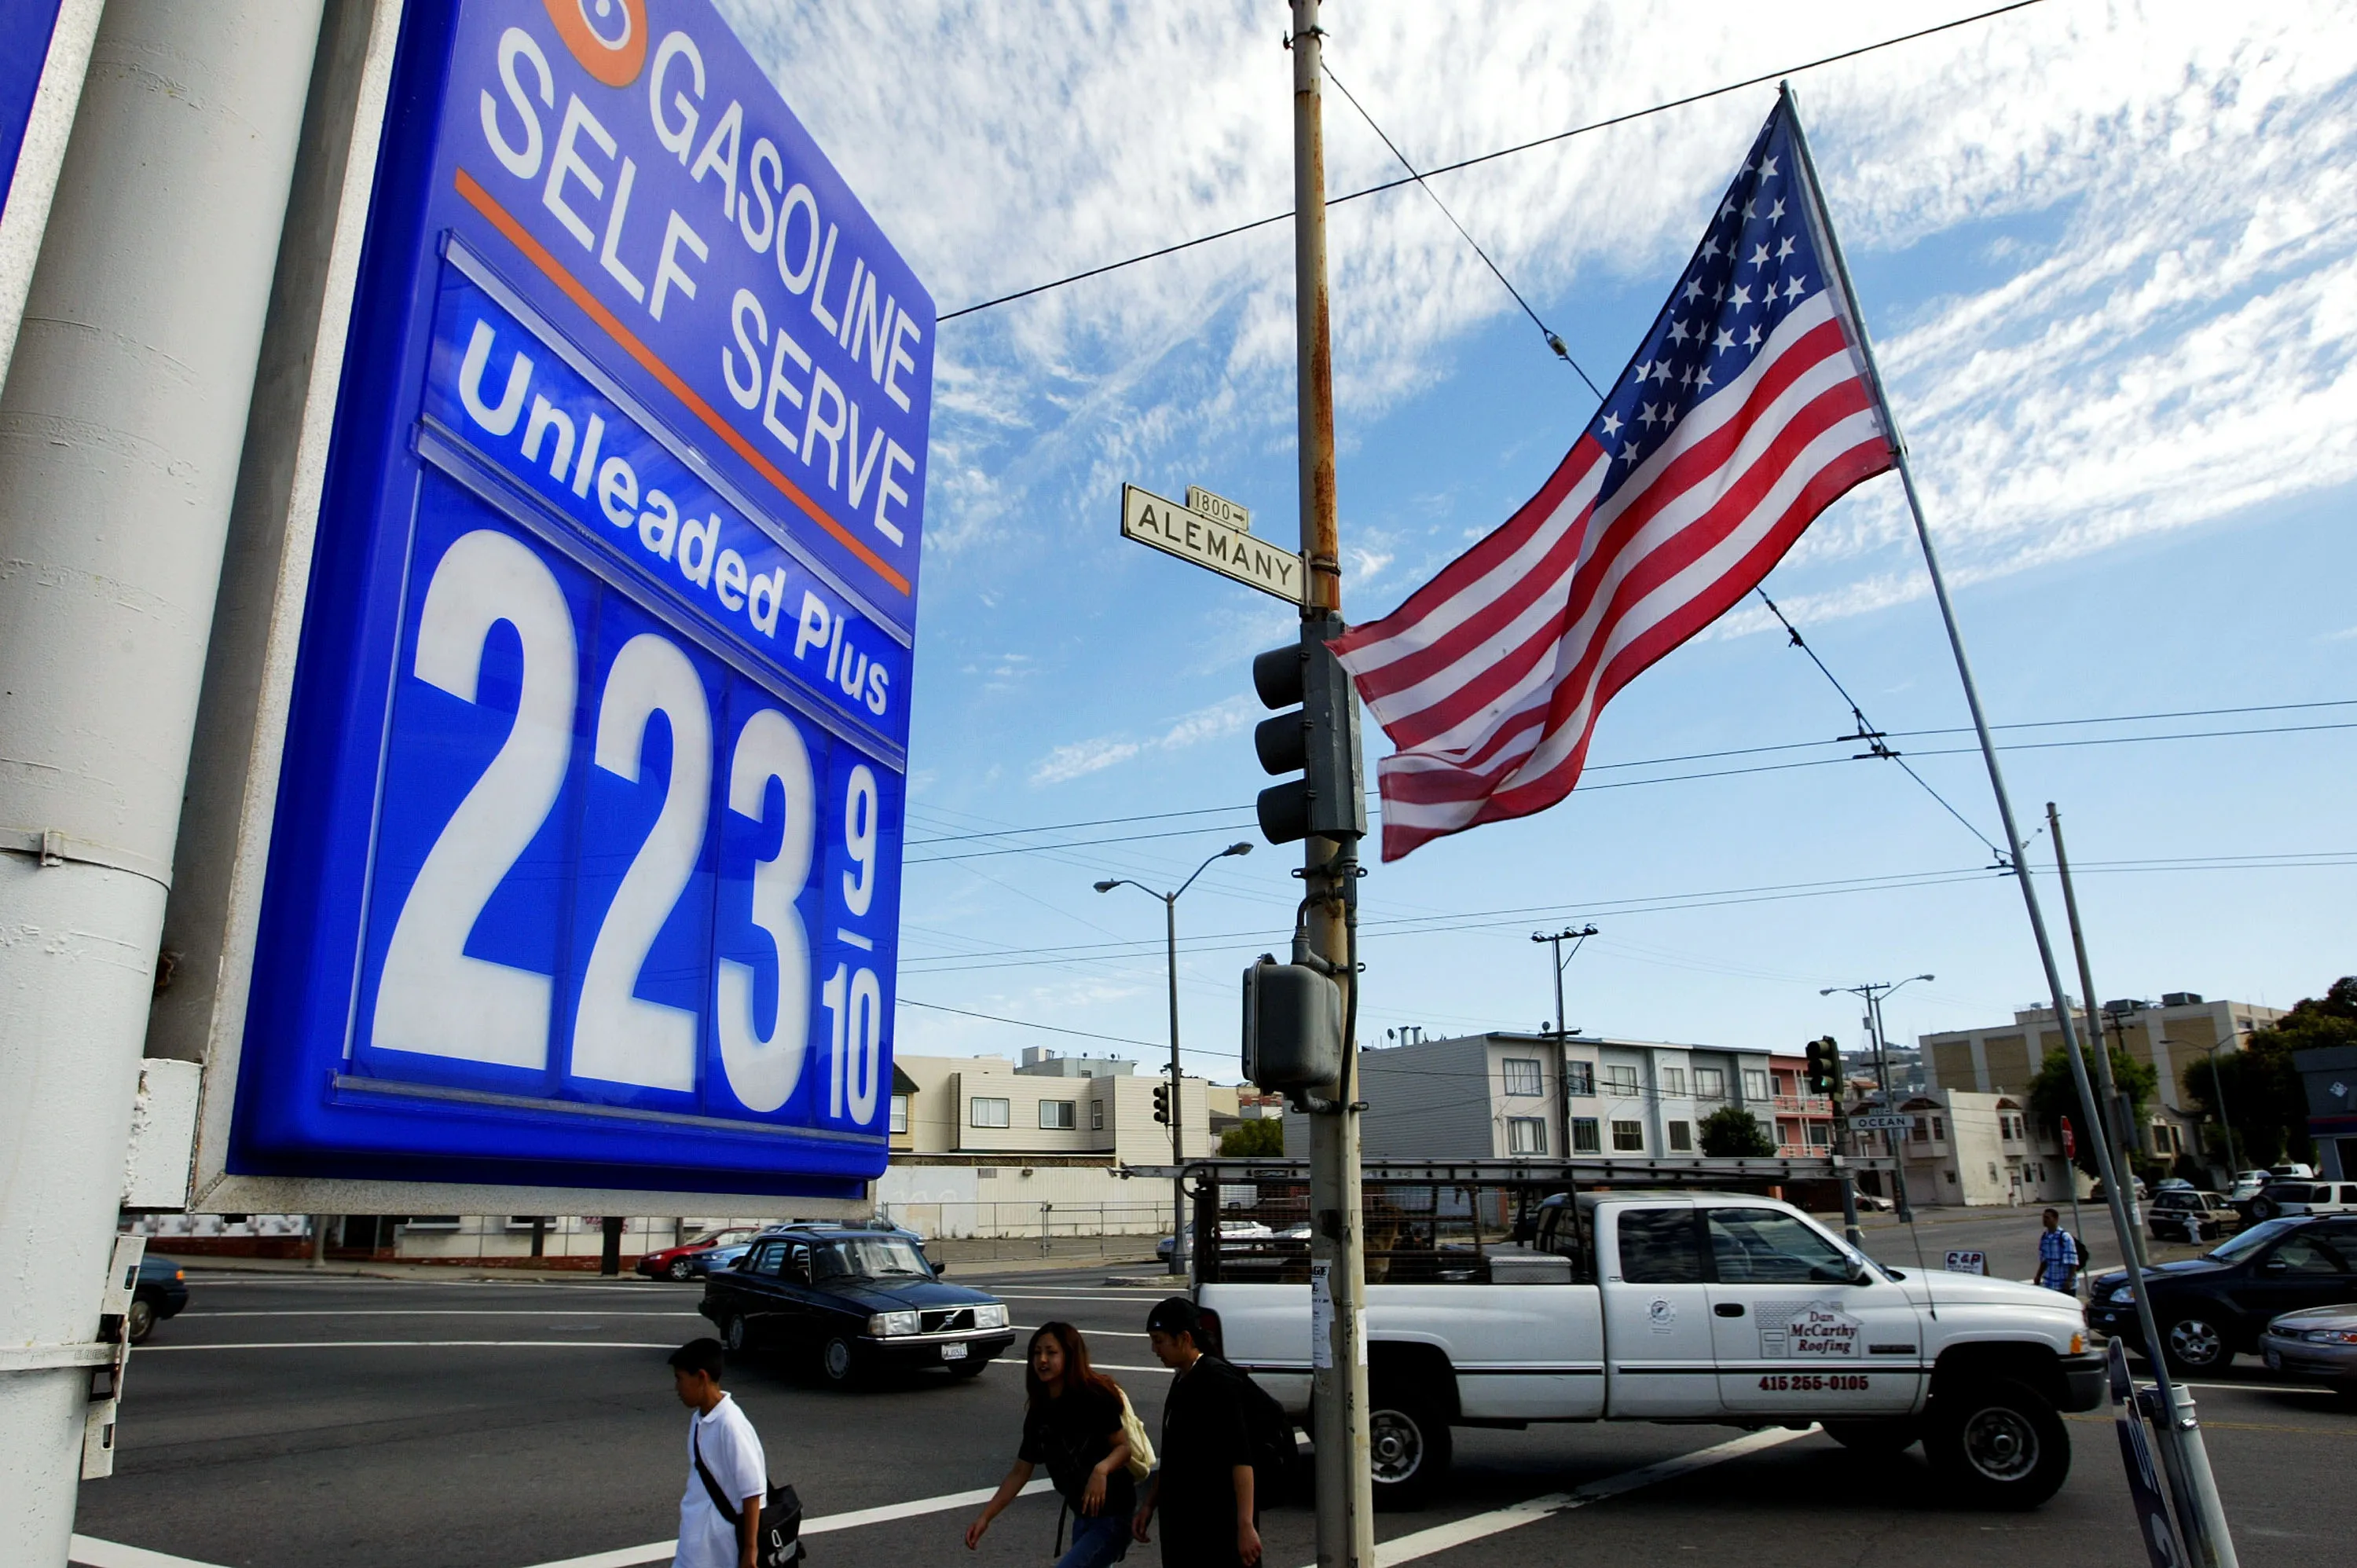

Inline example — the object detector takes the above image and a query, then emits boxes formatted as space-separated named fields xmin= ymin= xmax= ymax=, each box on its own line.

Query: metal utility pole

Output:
xmin=1822 ymin=976 xmax=1930 ymax=1221
xmin=1530 ymin=923 xmax=1597 ymax=1039
xmin=1289 ymin=5 xmax=1373 ymax=1564
xmin=0 ymin=5 xmax=324 ymax=1559
xmin=2047 ymin=804 xmax=2149 ymax=1268
xmin=1096 ymin=842 xmax=1252 ymax=1275
xmin=1787 ymin=86 xmax=2238 ymax=1568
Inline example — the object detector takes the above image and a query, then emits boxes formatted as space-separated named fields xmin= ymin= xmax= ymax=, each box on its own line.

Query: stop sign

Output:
xmin=2060 ymin=1116 xmax=2077 ymax=1157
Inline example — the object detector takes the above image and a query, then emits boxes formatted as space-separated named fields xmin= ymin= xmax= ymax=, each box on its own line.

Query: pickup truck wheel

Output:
xmin=1925 ymin=1378 xmax=2069 ymax=1509
xmin=1823 ymin=1418 xmax=1921 ymax=1455
xmin=2161 ymin=1316 xmax=2230 ymax=1376
xmin=1367 ymin=1391 xmax=1450 ymax=1511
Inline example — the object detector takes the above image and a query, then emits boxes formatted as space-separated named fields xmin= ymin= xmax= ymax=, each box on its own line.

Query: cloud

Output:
xmin=717 ymin=2 xmax=2357 ymax=623
xmin=1028 ymin=694 xmax=1255 ymax=785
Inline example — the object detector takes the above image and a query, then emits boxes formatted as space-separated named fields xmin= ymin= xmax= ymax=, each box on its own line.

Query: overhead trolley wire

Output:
xmin=935 ymin=1 xmax=2051 ymax=323
xmin=1318 ymin=58 xmax=1604 ymax=397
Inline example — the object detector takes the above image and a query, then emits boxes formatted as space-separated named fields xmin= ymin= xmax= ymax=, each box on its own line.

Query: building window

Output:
xmin=1611 ymin=1119 xmax=1645 ymax=1152
xmin=1603 ymin=1064 xmax=1640 ymax=1096
xmin=1667 ymin=1120 xmax=1692 ymax=1152
xmin=1572 ymin=1117 xmax=1601 ymax=1152
xmin=1091 ymin=1101 xmax=1104 ymax=1131
xmin=1659 ymin=1066 xmax=1688 ymax=1097
xmin=889 ymin=1095 xmax=908 ymax=1134
xmin=1565 ymin=1061 xmax=1596 ymax=1097
xmin=970 ymin=1097 xmax=1010 ymax=1129
xmin=1806 ymin=1121 xmax=1831 ymax=1148
xmin=1743 ymin=1069 xmax=1769 ymax=1101
xmin=1694 ymin=1067 xmax=1726 ymax=1101
xmin=1507 ymin=1116 xmax=1549 ymax=1155
xmin=1039 ymin=1100 xmax=1076 ymax=1130
xmin=1933 ymin=1116 xmax=1945 ymax=1140
xmin=1502 ymin=1058 xmax=1545 ymax=1097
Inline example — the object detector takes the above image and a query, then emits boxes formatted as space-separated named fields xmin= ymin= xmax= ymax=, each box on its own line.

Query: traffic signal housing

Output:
xmin=1252 ymin=612 xmax=1367 ymax=844
xmin=1152 ymin=1081 xmax=1171 ymax=1125
xmin=1803 ymin=1036 xmax=1842 ymax=1097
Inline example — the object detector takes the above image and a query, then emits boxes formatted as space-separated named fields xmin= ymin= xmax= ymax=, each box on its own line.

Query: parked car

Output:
xmin=2147 ymin=1191 xmax=2238 ymax=1244
xmin=2242 ymin=1180 xmax=2357 ymax=1224
xmin=2090 ymin=1176 xmax=2150 ymax=1203
xmin=2229 ymin=1171 xmax=2273 ymax=1202
xmin=2086 ymin=1214 xmax=2357 ymax=1374
xmin=2260 ymin=1303 xmax=2357 ymax=1399
xmin=2154 ymin=1178 xmax=2194 ymax=1194
xmin=129 ymin=1253 xmax=189 ymax=1344
xmin=636 ymin=1225 xmax=764 ymax=1282
xmin=698 ymin=1223 xmax=1013 ymax=1386
xmin=2269 ymin=1163 xmax=2317 ymax=1180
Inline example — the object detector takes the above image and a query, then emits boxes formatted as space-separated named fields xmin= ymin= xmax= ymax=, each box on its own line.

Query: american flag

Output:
xmin=1332 ymin=97 xmax=1896 ymax=862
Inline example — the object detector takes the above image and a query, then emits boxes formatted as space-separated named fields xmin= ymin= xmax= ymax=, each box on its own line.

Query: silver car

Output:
xmin=2261 ymin=1303 xmax=2357 ymax=1397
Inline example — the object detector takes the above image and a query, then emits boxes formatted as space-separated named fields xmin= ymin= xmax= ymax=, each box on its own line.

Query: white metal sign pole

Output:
xmin=0 ymin=5 xmax=323 ymax=1559
xmin=0 ymin=0 xmax=102 ymax=394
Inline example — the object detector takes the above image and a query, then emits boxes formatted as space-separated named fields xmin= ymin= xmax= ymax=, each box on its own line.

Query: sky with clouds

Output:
xmin=717 ymin=0 xmax=2355 ymax=1080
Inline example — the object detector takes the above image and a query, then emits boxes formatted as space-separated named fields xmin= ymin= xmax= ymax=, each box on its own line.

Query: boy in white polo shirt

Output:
xmin=669 ymin=1338 xmax=766 ymax=1568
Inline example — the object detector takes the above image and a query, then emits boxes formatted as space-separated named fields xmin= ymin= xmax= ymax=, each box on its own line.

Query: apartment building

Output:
xmin=1919 ymin=991 xmax=2283 ymax=1159
xmin=1852 ymin=1089 xmax=2079 ymax=1207
xmin=1764 ymin=1052 xmax=1838 ymax=1156
xmin=1284 ymin=1031 xmax=1777 ymax=1161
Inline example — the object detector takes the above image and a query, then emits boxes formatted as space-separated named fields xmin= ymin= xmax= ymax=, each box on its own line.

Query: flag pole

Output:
xmin=1780 ymin=82 xmax=2239 ymax=1568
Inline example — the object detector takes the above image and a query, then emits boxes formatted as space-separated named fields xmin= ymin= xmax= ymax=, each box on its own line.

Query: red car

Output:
xmin=636 ymin=1226 xmax=763 ymax=1281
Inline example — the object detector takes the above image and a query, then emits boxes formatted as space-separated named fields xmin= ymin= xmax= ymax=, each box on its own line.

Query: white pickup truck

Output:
xmin=1202 ymin=1187 xmax=2102 ymax=1510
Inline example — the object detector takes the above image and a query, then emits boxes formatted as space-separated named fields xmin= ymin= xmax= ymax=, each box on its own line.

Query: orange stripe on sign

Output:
xmin=453 ymin=167 xmax=912 ymax=597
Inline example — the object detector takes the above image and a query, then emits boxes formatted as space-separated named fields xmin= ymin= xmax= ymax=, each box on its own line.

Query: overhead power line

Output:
xmin=936 ymin=1 xmax=2051 ymax=322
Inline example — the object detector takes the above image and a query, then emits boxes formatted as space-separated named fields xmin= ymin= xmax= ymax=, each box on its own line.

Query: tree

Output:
xmin=2029 ymin=1042 xmax=2157 ymax=1180
xmin=1699 ymin=1105 xmax=1776 ymax=1157
xmin=2179 ymin=976 xmax=2355 ymax=1169
xmin=1219 ymin=1118 xmax=1285 ymax=1157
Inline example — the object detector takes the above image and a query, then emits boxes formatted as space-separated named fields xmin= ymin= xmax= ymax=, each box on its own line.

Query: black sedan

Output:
xmin=2088 ymin=1214 xmax=2357 ymax=1375
xmin=698 ymin=1224 xmax=1014 ymax=1386
xmin=130 ymin=1253 xmax=189 ymax=1344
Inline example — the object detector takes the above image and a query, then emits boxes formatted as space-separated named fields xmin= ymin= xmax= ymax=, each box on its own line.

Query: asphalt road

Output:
xmin=70 ymin=1255 xmax=2355 ymax=1568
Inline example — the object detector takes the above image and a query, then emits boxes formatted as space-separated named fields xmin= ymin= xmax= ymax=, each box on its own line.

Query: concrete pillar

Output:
xmin=0 ymin=4 xmax=322 ymax=1558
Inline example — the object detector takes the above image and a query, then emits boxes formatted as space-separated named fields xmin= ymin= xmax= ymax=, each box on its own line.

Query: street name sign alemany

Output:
xmin=1122 ymin=483 xmax=1303 ymax=603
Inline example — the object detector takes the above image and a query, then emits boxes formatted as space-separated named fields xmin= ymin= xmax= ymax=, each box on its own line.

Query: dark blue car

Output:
xmin=698 ymin=1224 xmax=1012 ymax=1386
xmin=130 ymin=1254 xmax=189 ymax=1344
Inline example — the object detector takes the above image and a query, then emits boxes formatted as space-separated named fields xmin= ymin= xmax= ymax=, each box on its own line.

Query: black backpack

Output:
xmin=1206 ymin=1357 xmax=1298 ymax=1507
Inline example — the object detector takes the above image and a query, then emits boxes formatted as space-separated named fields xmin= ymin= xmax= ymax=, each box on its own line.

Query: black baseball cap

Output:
xmin=1146 ymin=1296 xmax=1201 ymax=1338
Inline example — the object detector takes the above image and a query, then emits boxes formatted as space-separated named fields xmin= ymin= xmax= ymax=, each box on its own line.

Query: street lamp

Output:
xmin=1822 ymin=975 xmax=1934 ymax=1219
xmin=1096 ymin=841 xmax=1253 ymax=1274
xmin=2162 ymin=1033 xmax=2245 ymax=1179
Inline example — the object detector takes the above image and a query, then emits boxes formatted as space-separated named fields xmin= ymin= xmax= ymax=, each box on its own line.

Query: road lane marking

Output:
xmin=199 ymin=1301 xmax=707 ymax=1310
xmin=71 ymin=1539 xmax=229 ymax=1568
xmin=1325 ymin=1426 xmax=1816 ymax=1568
xmin=139 ymin=1340 xmax=680 ymax=1352
xmin=517 ymin=1478 xmax=1060 ymax=1568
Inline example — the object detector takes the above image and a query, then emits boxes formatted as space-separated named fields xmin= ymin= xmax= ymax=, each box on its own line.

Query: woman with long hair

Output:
xmin=966 ymin=1321 xmax=1138 ymax=1568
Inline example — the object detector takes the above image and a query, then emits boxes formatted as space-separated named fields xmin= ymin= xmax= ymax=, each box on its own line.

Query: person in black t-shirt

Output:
xmin=966 ymin=1322 xmax=1135 ymax=1568
xmin=1133 ymin=1298 xmax=1260 ymax=1568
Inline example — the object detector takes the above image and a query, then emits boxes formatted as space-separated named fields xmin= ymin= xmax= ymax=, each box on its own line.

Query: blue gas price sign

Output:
xmin=232 ymin=0 xmax=929 ymax=1200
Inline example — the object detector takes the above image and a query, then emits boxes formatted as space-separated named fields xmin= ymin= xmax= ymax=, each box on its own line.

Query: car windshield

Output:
xmin=812 ymin=1235 xmax=931 ymax=1282
xmin=2206 ymin=1218 xmax=2300 ymax=1263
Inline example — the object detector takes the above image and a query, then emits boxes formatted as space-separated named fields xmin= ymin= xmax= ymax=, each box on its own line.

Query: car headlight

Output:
xmin=2108 ymin=1286 xmax=2135 ymax=1304
xmin=2308 ymin=1328 xmax=2357 ymax=1345
xmin=973 ymin=1302 xmax=1009 ymax=1330
xmin=867 ymin=1311 xmax=920 ymax=1337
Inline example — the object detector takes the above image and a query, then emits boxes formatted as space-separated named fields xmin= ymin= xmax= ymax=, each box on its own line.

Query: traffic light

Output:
xmin=1152 ymin=1081 xmax=1171 ymax=1125
xmin=1251 ymin=611 xmax=1367 ymax=844
xmin=1803 ymin=1036 xmax=1842 ymax=1096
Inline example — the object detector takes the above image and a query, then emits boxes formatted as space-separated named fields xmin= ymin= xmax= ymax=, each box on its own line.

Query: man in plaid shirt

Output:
xmin=2034 ymin=1209 xmax=2080 ymax=1293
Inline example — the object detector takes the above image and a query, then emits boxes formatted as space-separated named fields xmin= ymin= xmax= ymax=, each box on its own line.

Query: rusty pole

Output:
xmin=1291 ymin=4 xmax=1373 ymax=1566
